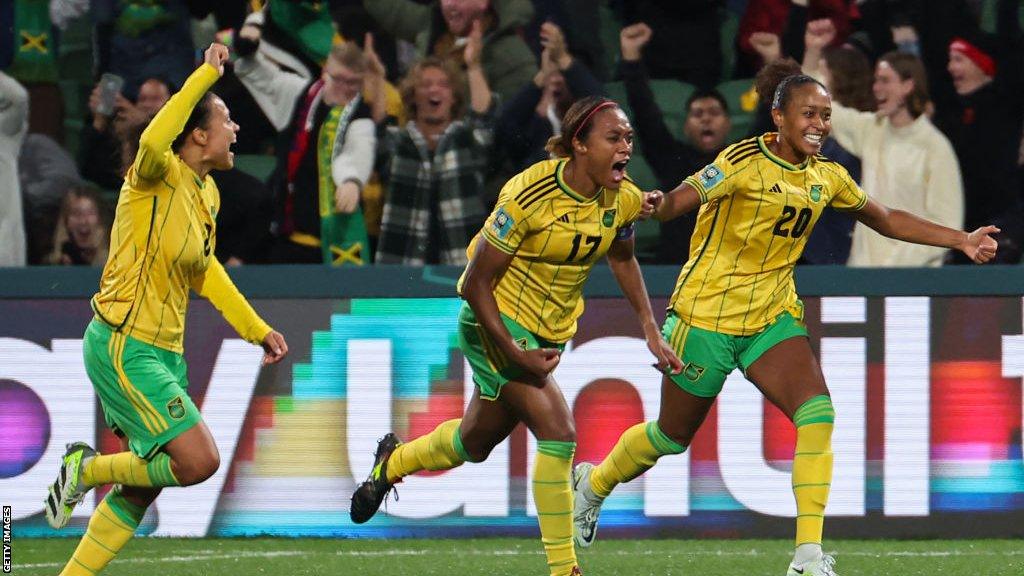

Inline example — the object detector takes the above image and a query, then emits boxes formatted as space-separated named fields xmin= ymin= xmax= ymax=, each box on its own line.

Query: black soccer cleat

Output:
xmin=350 ymin=433 xmax=401 ymax=524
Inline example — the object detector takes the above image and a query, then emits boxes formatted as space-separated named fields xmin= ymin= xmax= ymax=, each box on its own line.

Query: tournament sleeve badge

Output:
xmin=492 ymin=206 xmax=515 ymax=240
xmin=698 ymin=163 xmax=725 ymax=190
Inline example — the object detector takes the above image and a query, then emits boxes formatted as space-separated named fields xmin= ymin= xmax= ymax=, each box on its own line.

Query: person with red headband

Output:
xmin=349 ymin=96 xmax=682 ymax=576
xmin=937 ymin=0 xmax=1024 ymax=264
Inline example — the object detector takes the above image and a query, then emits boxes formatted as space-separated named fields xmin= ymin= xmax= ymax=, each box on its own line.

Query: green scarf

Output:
xmin=9 ymin=0 xmax=57 ymax=83
xmin=317 ymin=95 xmax=369 ymax=266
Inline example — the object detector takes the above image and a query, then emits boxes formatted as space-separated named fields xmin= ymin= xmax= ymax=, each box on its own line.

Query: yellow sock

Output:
xmin=792 ymin=395 xmax=835 ymax=547
xmin=59 ymin=487 xmax=146 ymax=576
xmin=82 ymin=452 xmax=180 ymax=488
xmin=386 ymin=419 xmax=469 ymax=483
xmin=534 ymin=440 xmax=577 ymax=576
xmin=590 ymin=421 xmax=686 ymax=498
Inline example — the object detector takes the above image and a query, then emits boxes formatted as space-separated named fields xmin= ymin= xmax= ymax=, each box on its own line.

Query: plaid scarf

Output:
xmin=376 ymin=108 xmax=495 ymax=265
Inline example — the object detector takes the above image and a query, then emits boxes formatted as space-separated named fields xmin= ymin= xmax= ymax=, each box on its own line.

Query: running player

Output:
xmin=46 ymin=44 xmax=289 ymax=576
xmin=349 ymin=96 xmax=683 ymax=576
xmin=571 ymin=74 xmax=998 ymax=576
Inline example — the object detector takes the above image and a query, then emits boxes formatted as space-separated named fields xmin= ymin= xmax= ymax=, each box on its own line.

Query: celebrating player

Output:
xmin=350 ymin=96 xmax=682 ymax=576
xmin=571 ymin=75 xmax=998 ymax=576
xmin=46 ymin=44 xmax=288 ymax=576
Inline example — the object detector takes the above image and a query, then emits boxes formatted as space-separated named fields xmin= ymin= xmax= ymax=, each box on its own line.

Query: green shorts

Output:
xmin=661 ymin=307 xmax=808 ymax=398
xmin=457 ymin=303 xmax=564 ymax=400
xmin=83 ymin=318 xmax=201 ymax=460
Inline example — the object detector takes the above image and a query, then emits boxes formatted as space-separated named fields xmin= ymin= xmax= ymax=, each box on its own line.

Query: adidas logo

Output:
xmin=769 ymin=183 xmax=783 ymax=194
xmin=558 ymin=213 xmax=570 ymax=223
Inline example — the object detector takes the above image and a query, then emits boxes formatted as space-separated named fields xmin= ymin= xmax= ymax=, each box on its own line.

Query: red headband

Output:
xmin=950 ymin=37 xmax=997 ymax=77
xmin=572 ymin=101 xmax=617 ymax=144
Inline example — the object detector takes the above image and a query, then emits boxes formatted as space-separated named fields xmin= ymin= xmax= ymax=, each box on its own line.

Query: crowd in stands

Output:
xmin=1 ymin=0 xmax=1023 ymax=268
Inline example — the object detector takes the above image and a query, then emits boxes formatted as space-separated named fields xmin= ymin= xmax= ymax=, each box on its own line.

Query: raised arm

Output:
xmin=652 ymin=181 xmax=703 ymax=222
xmin=133 ymin=44 xmax=225 ymax=181
xmin=852 ymin=198 xmax=998 ymax=263
xmin=0 ymin=71 xmax=28 ymax=137
xmin=232 ymin=25 xmax=309 ymax=132
xmin=606 ymin=234 xmax=682 ymax=374
xmin=465 ymin=20 xmax=493 ymax=114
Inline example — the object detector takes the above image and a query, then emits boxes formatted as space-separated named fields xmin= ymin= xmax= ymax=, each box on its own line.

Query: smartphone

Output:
xmin=96 ymin=73 xmax=124 ymax=116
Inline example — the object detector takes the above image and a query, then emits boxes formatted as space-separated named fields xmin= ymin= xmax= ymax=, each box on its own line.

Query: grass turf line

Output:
xmin=14 ymin=538 xmax=1024 ymax=575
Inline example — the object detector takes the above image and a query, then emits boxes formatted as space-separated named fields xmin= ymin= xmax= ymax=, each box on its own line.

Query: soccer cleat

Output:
xmin=44 ymin=442 xmax=97 ymax=529
xmin=571 ymin=462 xmax=603 ymax=548
xmin=349 ymin=433 xmax=401 ymax=524
xmin=787 ymin=553 xmax=838 ymax=576
xmin=570 ymin=565 xmax=583 ymax=575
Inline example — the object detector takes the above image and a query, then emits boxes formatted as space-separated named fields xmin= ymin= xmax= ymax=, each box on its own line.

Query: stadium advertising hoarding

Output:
xmin=2 ymin=296 xmax=1024 ymax=539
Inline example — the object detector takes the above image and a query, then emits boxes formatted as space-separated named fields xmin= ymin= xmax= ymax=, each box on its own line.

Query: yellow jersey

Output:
xmin=91 ymin=64 xmax=271 ymax=353
xmin=671 ymin=133 xmax=867 ymax=335
xmin=459 ymin=158 xmax=644 ymax=343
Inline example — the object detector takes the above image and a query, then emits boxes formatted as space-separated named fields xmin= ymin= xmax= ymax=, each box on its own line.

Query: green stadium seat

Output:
xmin=233 ymin=154 xmax=277 ymax=183
xmin=717 ymin=78 xmax=758 ymax=142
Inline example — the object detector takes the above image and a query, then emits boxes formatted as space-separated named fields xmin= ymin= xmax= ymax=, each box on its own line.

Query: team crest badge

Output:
xmin=602 ymin=209 xmax=616 ymax=227
xmin=167 ymin=397 xmax=186 ymax=420
xmin=683 ymin=362 xmax=706 ymax=382
xmin=809 ymin=184 xmax=822 ymax=202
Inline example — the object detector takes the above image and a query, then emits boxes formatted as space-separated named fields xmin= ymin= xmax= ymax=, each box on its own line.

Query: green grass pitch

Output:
xmin=15 ymin=538 xmax=1024 ymax=575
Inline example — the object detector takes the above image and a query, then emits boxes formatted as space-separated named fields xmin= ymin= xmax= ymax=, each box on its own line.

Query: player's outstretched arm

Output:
xmin=652 ymin=181 xmax=702 ymax=222
xmin=853 ymin=197 xmax=999 ymax=263
xmin=462 ymin=240 xmax=560 ymax=380
xmin=606 ymin=236 xmax=682 ymax=374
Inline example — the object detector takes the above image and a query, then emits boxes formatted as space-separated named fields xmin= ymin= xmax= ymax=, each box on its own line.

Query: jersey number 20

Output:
xmin=773 ymin=206 xmax=812 ymax=238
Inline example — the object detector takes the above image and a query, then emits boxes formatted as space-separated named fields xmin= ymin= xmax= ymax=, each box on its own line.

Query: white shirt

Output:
xmin=0 ymin=72 xmax=27 ymax=267
xmin=830 ymin=103 xmax=964 ymax=267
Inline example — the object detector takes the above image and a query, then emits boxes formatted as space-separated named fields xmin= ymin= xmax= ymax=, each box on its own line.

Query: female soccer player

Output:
xmin=46 ymin=44 xmax=288 ymax=576
xmin=350 ymin=96 xmax=682 ymax=576
xmin=572 ymin=75 xmax=998 ymax=576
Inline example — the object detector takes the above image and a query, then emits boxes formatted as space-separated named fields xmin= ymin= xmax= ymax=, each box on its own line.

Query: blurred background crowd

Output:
xmin=0 ymin=0 xmax=1022 ymax=268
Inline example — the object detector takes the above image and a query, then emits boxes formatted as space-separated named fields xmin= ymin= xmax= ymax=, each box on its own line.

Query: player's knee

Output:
xmin=545 ymin=421 xmax=576 ymax=444
xmin=656 ymin=420 xmax=694 ymax=448
xmin=175 ymin=448 xmax=220 ymax=486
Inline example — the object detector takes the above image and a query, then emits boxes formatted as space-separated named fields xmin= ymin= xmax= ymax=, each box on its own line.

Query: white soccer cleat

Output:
xmin=571 ymin=462 xmax=604 ymax=549
xmin=787 ymin=553 xmax=838 ymax=576
xmin=44 ymin=442 xmax=96 ymax=529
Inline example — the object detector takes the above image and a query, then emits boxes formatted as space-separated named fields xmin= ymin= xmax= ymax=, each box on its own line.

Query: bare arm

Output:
xmin=465 ymin=20 xmax=493 ymax=114
xmin=606 ymin=236 xmax=682 ymax=374
xmin=653 ymin=181 xmax=703 ymax=222
xmin=462 ymin=240 xmax=560 ymax=378
xmin=852 ymin=197 xmax=999 ymax=263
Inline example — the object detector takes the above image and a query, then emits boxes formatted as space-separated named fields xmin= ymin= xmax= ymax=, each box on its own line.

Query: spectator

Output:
xmin=211 ymin=168 xmax=274 ymax=266
xmin=935 ymin=0 xmax=1024 ymax=264
xmin=4 ymin=0 xmax=63 ymax=143
xmin=737 ymin=0 xmax=852 ymax=78
xmin=236 ymin=34 xmax=376 ymax=266
xmin=806 ymin=21 xmax=964 ymax=267
xmin=0 ymin=70 xmax=28 ymax=266
xmin=496 ymin=21 xmax=603 ymax=173
xmin=45 ymin=187 xmax=109 ymax=266
xmin=91 ymin=0 xmax=195 ymax=100
xmin=362 ymin=0 xmax=537 ymax=104
xmin=613 ymin=0 xmax=723 ymax=87
xmin=371 ymin=22 xmax=496 ymax=265
xmin=19 ymin=133 xmax=83 ymax=264
xmin=618 ymin=23 xmax=731 ymax=264
xmin=80 ymin=76 xmax=172 ymax=190
xmin=525 ymin=0 xmax=608 ymax=81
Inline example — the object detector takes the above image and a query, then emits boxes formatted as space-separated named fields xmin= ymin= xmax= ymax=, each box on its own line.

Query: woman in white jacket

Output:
xmin=0 ymin=71 xmax=28 ymax=266
xmin=805 ymin=21 xmax=963 ymax=267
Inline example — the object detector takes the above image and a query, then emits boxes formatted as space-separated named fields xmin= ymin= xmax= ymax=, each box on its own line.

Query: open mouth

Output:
xmin=428 ymin=97 xmax=443 ymax=108
xmin=611 ymin=159 xmax=629 ymax=183
xmin=803 ymin=133 xmax=822 ymax=147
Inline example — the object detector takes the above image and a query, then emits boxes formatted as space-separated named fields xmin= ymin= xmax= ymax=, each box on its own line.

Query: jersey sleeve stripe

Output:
xmin=521 ymin=186 xmax=559 ymax=210
xmin=514 ymin=174 xmax=557 ymax=204
xmin=729 ymin=148 xmax=762 ymax=166
xmin=481 ymin=229 xmax=516 ymax=254
xmin=725 ymin=141 xmax=758 ymax=163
